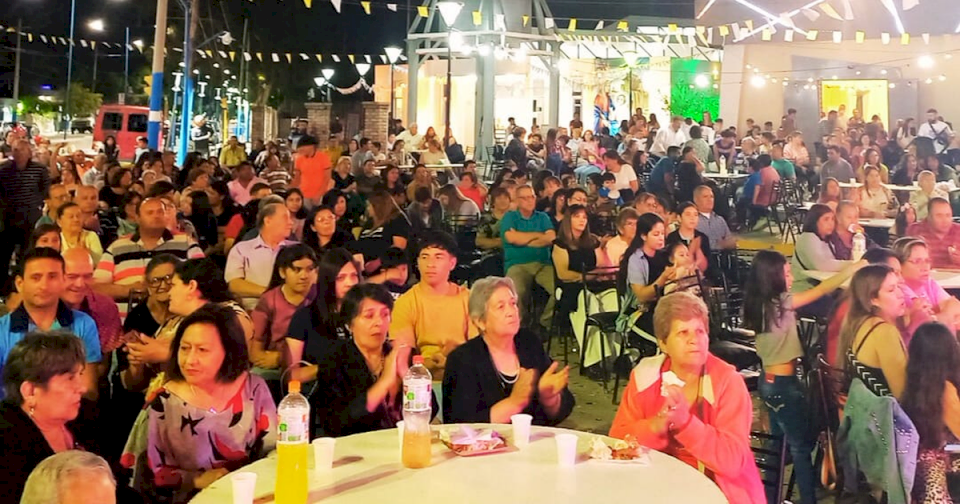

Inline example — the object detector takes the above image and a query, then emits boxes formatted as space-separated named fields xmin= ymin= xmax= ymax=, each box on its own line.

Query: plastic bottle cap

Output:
xmin=412 ymin=355 xmax=424 ymax=365
xmin=289 ymin=380 xmax=301 ymax=393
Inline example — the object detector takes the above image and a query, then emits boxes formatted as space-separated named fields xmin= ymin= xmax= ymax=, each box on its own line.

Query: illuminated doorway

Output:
xmin=820 ymin=80 xmax=889 ymax=126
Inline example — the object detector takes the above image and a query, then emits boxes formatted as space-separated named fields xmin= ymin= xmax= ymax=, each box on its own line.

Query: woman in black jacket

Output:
xmin=443 ymin=277 xmax=575 ymax=425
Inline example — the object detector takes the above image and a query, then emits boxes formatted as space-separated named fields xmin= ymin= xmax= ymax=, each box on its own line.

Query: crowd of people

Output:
xmin=1 ymin=102 xmax=960 ymax=503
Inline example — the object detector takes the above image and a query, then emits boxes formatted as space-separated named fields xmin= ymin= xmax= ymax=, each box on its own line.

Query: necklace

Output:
xmin=487 ymin=343 xmax=520 ymax=386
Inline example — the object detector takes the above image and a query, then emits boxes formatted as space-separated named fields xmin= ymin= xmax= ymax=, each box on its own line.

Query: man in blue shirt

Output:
xmin=646 ymin=146 xmax=681 ymax=201
xmin=0 ymin=248 xmax=101 ymax=399
xmin=500 ymin=185 xmax=556 ymax=330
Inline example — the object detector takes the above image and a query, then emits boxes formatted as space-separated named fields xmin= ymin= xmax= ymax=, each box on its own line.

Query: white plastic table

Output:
xmin=858 ymin=218 xmax=896 ymax=228
xmin=704 ymin=172 xmax=748 ymax=181
xmin=806 ymin=269 xmax=960 ymax=289
xmin=190 ymin=424 xmax=728 ymax=504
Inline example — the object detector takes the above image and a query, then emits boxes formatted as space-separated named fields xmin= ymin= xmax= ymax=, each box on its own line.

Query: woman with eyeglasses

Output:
xmin=893 ymin=238 xmax=960 ymax=339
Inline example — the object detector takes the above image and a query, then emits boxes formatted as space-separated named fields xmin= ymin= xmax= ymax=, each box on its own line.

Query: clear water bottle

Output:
xmin=402 ymin=355 xmax=432 ymax=469
xmin=276 ymin=381 xmax=309 ymax=504
xmin=852 ymin=229 xmax=866 ymax=261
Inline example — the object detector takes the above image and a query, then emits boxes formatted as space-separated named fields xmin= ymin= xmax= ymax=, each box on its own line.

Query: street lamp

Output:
xmin=87 ymin=19 xmax=104 ymax=32
xmin=384 ymin=46 xmax=402 ymax=130
xmin=437 ymin=1 xmax=463 ymax=147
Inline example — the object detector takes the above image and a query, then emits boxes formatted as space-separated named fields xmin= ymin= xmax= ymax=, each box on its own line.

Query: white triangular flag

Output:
xmin=244 ymin=52 xmax=252 ymax=61
xmin=922 ymin=33 xmax=930 ymax=44
xmin=365 ymin=54 xmax=371 ymax=63
xmin=271 ymin=53 xmax=280 ymax=62
xmin=881 ymin=32 xmax=891 ymax=44
xmin=833 ymin=31 xmax=842 ymax=43
xmin=731 ymin=22 xmax=741 ymax=39
xmin=300 ymin=53 xmax=309 ymax=60
xmin=380 ymin=55 xmax=387 ymax=63
xmin=802 ymin=8 xmax=820 ymax=21
xmin=903 ymin=0 xmax=919 ymax=10
xmin=544 ymin=18 xmax=554 ymax=29
xmin=495 ymin=14 xmax=506 ymax=31
xmin=219 ymin=50 xmax=228 ymax=58
xmin=40 ymin=34 xmax=47 ymax=43
xmin=784 ymin=30 xmax=794 ymax=42
xmin=80 ymin=39 xmax=88 ymax=47
xmin=840 ymin=0 xmax=854 ymax=20
xmin=332 ymin=54 xmax=340 ymax=62
xmin=197 ymin=49 xmax=205 ymax=57
xmin=331 ymin=0 xmax=342 ymax=13
xmin=706 ymin=27 xmax=713 ymax=45
xmin=387 ymin=4 xmax=397 ymax=11
xmin=595 ymin=20 xmax=604 ymax=31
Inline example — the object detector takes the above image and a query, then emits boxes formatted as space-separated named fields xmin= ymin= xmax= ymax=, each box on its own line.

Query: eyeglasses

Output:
xmin=147 ymin=273 xmax=175 ymax=287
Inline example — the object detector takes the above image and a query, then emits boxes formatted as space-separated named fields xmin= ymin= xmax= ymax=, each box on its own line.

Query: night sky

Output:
xmin=0 ymin=0 xmax=694 ymax=105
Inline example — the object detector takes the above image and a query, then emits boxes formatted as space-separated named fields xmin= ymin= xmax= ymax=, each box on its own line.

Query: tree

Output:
xmin=63 ymin=82 xmax=103 ymax=118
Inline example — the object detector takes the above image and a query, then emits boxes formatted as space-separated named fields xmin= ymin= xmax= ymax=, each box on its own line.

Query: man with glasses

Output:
xmin=35 ymin=184 xmax=72 ymax=227
xmin=501 ymin=185 xmax=557 ymax=332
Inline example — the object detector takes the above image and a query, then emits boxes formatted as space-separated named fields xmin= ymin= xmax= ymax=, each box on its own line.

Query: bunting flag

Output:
xmin=361 ymin=1 xmax=371 ymax=14
xmin=668 ymin=23 xmax=678 ymax=33
xmin=387 ymin=4 xmax=397 ymax=12
xmin=806 ymin=29 xmax=818 ymax=41
xmin=271 ymin=53 xmax=279 ymax=62
xmin=244 ymin=52 xmax=252 ymax=61
xmin=761 ymin=28 xmax=772 ymax=41
xmin=91 ymin=41 xmax=97 ymax=50
xmin=228 ymin=51 xmax=236 ymax=61
xmin=348 ymin=54 xmax=355 ymax=63
xmin=39 ymin=34 xmax=47 ymax=43
xmin=332 ymin=54 xmax=340 ymax=62
xmin=315 ymin=54 xmax=323 ymax=62
xmin=784 ymin=30 xmax=794 ymax=42
xmin=718 ymin=25 xmax=729 ymax=37
xmin=567 ymin=19 xmax=576 ymax=31
xmin=820 ymin=3 xmax=844 ymax=21
xmin=472 ymin=11 xmax=481 ymax=26
xmin=303 ymin=0 xmax=311 ymax=7
xmin=922 ymin=33 xmax=930 ymax=44
xmin=855 ymin=30 xmax=865 ymax=43
xmin=731 ymin=22 xmax=741 ymax=39
xmin=544 ymin=17 xmax=554 ymax=29
xmin=802 ymin=8 xmax=820 ymax=21
xmin=205 ymin=50 xmax=213 ymax=58
xmin=840 ymin=0 xmax=854 ymax=20
xmin=417 ymin=5 xmax=428 ymax=17
xmin=364 ymin=54 xmax=371 ymax=63
xmin=299 ymin=53 xmax=309 ymax=60
xmin=595 ymin=20 xmax=604 ymax=31
xmin=494 ymin=14 xmax=506 ymax=31
xmin=881 ymin=32 xmax=891 ymax=44
xmin=903 ymin=0 xmax=919 ymax=9
xmin=80 ymin=39 xmax=88 ymax=47
xmin=617 ymin=20 xmax=628 ymax=32
xmin=285 ymin=53 xmax=292 ymax=63
xmin=901 ymin=33 xmax=910 ymax=44
xmin=331 ymin=0 xmax=342 ymax=13
xmin=522 ymin=15 xmax=529 ymax=27
xmin=256 ymin=52 xmax=263 ymax=62
xmin=218 ymin=50 xmax=228 ymax=58
xmin=833 ymin=31 xmax=842 ymax=43
xmin=744 ymin=19 xmax=753 ymax=31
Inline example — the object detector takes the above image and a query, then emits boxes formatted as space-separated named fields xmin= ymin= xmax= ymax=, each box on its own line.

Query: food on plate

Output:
xmin=441 ymin=426 xmax=506 ymax=454
xmin=588 ymin=435 xmax=649 ymax=461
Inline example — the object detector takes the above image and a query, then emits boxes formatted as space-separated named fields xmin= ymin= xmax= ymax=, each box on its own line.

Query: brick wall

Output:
xmin=249 ymin=105 xmax=278 ymax=142
xmin=361 ymin=102 xmax=389 ymax=145
xmin=304 ymin=102 xmax=332 ymax=141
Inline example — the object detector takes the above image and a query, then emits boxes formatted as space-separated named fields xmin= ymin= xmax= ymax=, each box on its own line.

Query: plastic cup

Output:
xmin=312 ymin=437 xmax=336 ymax=472
xmin=849 ymin=178 xmax=857 ymax=185
xmin=396 ymin=421 xmax=405 ymax=453
xmin=230 ymin=472 xmax=257 ymax=504
xmin=555 ymin=434 xmax=579 ymax=467
xmin=511 ymin=414 xmax=533 ymax=448
xmin=913 ymin=180 xmax=920 ymax=187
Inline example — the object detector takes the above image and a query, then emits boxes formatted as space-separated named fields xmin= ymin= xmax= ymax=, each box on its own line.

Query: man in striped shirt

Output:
xmin=0 ymin=140 xmax=51 ymax=293
xmin=93 ymin=198 xmax=204 ymax=302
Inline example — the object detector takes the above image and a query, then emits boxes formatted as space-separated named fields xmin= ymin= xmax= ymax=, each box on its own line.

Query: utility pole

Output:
xmin=64 ymin=0 xmax=77 ymax=140
xmin=123 ymin=26 xmax=130 ymax=100
xmin=12 ymin=18 xmax=22 ymax=122
xmin=92 ymin=45 xmax=99 ymax=91
xmin=176 ymin=0 xmax=200 ymax=165
xmin=147 ymin=0 xmax=168 ymax=150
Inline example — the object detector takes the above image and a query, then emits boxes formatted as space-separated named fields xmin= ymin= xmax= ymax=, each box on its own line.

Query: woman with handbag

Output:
xmin=743 ymin=250 xmax=862 ymax=504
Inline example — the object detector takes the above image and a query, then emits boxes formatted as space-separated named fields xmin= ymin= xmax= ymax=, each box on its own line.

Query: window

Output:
xmin=102 ymin=113 xmax=123 ymax=131
xmin=127 ymin=114 xmax=148 ymax=133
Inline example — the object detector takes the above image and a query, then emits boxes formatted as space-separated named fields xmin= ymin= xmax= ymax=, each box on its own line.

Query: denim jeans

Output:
xmin=758 ymin=374 xmax=817 ymax=504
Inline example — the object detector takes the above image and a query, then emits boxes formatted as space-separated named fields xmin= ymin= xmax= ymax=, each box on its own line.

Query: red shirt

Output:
xmin=906 ymin=220 xmax=960 ymax=269
xmin=295 ymin=151 xmax=333 ymax=199
xmin=459 ymin=184 xmax=485 ymax=209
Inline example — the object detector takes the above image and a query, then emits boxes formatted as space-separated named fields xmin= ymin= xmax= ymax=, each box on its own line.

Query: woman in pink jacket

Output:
xmin=610 ymin=291 xmax=765 ymax=504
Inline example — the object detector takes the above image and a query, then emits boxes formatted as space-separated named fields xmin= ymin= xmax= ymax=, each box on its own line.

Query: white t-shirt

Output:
xmin=917 ymin=120 xmax=953 ymax=152
xmin=396 ymin=130 xmax=424 ymax=153
xmin=612 ymin=164 xmax=638 ymax=191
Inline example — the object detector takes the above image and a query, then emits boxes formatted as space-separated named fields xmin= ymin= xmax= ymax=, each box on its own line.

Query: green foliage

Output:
xmin=670 ymin=59 xmax=720 ymax=120
xmin=63 ymin=82 xmax=103 ymax=118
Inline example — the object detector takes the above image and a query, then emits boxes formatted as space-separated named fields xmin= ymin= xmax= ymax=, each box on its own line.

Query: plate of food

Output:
xmin=440 ymin=426 xmax=512 ymax=457
xmin=588 ymin=435 xmax=651 ymax=465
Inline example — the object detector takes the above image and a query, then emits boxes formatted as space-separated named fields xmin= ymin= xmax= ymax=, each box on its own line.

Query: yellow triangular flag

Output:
xmin=303 ymin=0 xmax=311 ymax=7
xmin=744 ymin=20 xmax=753 ymax=31
xmin=315 ymin=54 xmax=323 ymax=62
xmin=361 ymin=1 xmax=371 ymax=14
xmin=205 ymin=50 xmax=213 ymax=58
xmin=668 ymin=23 xmax=678 ymax=33
xmin=418 ymin=5 xmax=428 ymax=17
xmin=617 ymin=20 xmax=628 ymax=32
xmin=348 ymin=54 xmax=356 ymax=63
xmin=229 ymin=51 xmax=236 ymax=61
xmin=901 ymin=33 xmax=910 ymax=45
xmin=718 ymin=25 xmax=729 ymax=37
xmin=820 ymin=3 xmax=844 ymax=20
xmin=806 ymin=29 xmax=818 ymax=41
xmin=855 ymin=31 xmax=865 ymax=43
xmin=256 ymin=52 xmax=263 ymax=62
xmin=568 ymin=18 xmax=576 ymax=31
xmin=522 ymin=15 xmax=529 ymax=27
xmin=761 ymin=29 xmax=772 ymax=41
xmin=285 ymin=53 xmax=292 ymax=63
xmin=91 ymin=41 xmax=97 ymax=50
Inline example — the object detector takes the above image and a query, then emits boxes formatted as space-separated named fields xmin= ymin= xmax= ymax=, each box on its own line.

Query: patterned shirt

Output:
xmin=0 ymin=159 xmax=50 ymax=227
xmin=78 ymin=291 xmax=123 ymax=353
xmin=95 ymin=230 xmax=205 ymax=287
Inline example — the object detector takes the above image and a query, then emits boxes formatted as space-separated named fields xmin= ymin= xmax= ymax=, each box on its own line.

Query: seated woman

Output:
xmin=818 ymin=177 xmax=843 ymax=212
xmin=250 ymin=244 xmax=318 ymax=372
xmin=892 ymin=237 xmax=960 ymax=341
xmin=610 ymin=291 xmax=765 ymax=504
xmin=420 ymin=140 xmax=449 ymax=166
xmin=617 ymin=212 xmax=674 ymax=353
xmin=901 ymin=322 xmax=960 ymax=504
xmin=437 ymin=184 xmax=481 ymax=222
xmin=665 ymin=202 xmax=710 ymax=273
xmin=321 ymin=189 xmax=355 ymax=232
xmin=355 ymin=191 xmax=411 ymax=272
xmin=0 ymin=331 xmax=106 ymax=502
xmin=443 ymin=277 xmax=575 ymax=425
xmin=57 ymin=202 xmax=103 ymax=264
xmin=122 ymin=258 xmax=254 ymax=396
xmin=303 ymin=205 xmax=356 ymax=257
xmin=123 ymin=304 xmax=276 ymax=503
xmin=405 ymin=165 xmax=439 ymax=203
xmin=286 ymin=248 xmax=360 ymax=384
xmin=314 ymin=283 xmax=430 ymax=437
xmin=791 ymin=204 xmax=847 ymax=295
xmin=836 ymin=264 xmax=907 ymax=399
xmin=857 ymin=166 xmax=898 ymax=219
